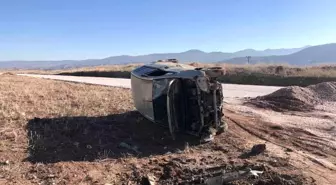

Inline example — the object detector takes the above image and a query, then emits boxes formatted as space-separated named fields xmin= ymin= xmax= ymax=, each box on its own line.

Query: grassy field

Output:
xmin=8 ymin=62 xmax=336 ymax=86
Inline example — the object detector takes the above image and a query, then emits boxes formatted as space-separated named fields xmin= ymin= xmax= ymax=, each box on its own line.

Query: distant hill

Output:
xmin=0 ymin=46 xmax=306 ymax=70
xmin=223 ymin=43 xmax=336 ymax=65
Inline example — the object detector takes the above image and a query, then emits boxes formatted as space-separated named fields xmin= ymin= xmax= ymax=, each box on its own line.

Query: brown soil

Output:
xmin=0 ymin=75 xmax=335 ymax=184
xmin=248 ymin=82 xmax=336 ymax=111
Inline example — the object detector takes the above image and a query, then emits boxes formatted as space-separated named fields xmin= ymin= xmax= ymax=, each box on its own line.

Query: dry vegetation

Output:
xmin=4 ymin=62 xmax=336 ymax=78
xmin=16 ymin=62 xmax=335 ymax=86
xmin=0 ymin=74 xmax=134 ymax=184
xmin=0 ymin=74 xmax=335 ymax=184
xmin=190 ymin=63 xmax=336 ymax=77
xmin=5 ymin=62 xmax=336 ymax=87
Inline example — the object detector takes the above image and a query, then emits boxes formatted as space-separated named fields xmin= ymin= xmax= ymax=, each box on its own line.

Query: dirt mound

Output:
xmin=249 ymin=86 xmax=318 ymax=111
xmin=249 ymin=82 xmax=336 ymax=111
xmin=308 ymin=82 xmax=336 ymax=101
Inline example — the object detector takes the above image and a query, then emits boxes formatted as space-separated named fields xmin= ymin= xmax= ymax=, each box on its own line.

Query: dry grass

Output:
xmin=0 ymin=74 xmax=133 ymax=150
xmin=7 ymin=62 xmax=336 ymax=78
xmin=0 ymin=62 xmax=336 ymax=78
xmin=0 ymin=74 xmax=133 ymax=124
xmin=206 ymin=63 xmax=336 ymax=77
xmin=0 ymin=74 xmax=135 ymax=184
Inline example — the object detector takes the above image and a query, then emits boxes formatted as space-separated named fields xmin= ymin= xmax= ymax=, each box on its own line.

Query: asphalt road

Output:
xmin=18 ymin=74 xmax=282 ymax=98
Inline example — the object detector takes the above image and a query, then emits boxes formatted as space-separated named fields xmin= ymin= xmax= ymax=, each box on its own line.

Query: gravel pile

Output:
xmin=249 ymin=82 xmax=336 ymax=111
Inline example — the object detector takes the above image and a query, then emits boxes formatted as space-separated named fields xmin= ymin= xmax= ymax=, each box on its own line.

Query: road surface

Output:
xmin=18 ymin=74 xmax=282 ymax=98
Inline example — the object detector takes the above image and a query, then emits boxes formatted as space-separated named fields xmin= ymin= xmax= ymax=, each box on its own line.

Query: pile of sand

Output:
xmin=249 ymin=82 xmax=336 ymax=111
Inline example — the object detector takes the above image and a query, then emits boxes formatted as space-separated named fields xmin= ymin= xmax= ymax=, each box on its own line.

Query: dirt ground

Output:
xmin=0 ymin=74 xmax=335 ymax=185
xmin=226 ymin=98 xmax=336 ymax=185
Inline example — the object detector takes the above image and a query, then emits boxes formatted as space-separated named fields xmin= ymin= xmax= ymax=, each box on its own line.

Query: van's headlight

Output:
xmin=196 ymin=76 xmax=209 ymax=92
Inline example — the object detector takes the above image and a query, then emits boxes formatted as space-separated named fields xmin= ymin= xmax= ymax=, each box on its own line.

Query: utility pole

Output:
xmin=246 ymin=56 xmax=251 ymax=64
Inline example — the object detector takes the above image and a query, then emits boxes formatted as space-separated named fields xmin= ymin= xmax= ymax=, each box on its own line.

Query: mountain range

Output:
xmin=224 ymin=43 xmax=336 ymax=65
xmin=0 ymin=44 xmax=335 ymax=70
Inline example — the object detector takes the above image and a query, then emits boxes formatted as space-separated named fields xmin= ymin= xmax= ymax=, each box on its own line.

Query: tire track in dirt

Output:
xmin=225 ymin=110 xmax=336 ymax=184
xmin=225 ymin=112 xmax=295 ymax=153
xmin=226 ymin=108 xmax=336 ymax=159
xmin=227 ymin=112 xmax=336 ymax=168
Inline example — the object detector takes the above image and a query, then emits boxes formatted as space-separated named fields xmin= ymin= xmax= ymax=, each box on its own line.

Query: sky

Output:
xmin=1 ymin=0 xmax=336 ymax=61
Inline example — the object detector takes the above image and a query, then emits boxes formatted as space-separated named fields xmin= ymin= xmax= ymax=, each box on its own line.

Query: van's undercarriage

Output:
xmin=153 ymin=76 xmax=226 ymax=141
